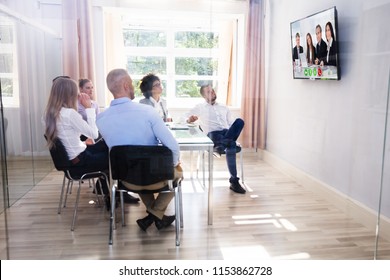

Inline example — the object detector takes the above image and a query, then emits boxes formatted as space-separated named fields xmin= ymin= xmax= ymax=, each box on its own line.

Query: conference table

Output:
xmin=168 ymin=124 xmax=215 ymax=225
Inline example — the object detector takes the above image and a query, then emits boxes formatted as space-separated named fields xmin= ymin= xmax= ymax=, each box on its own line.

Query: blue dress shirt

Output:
xmin=96 ymin=97 xmax=180 ymax=166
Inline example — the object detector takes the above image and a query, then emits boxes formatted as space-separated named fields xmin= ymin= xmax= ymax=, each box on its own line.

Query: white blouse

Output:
xmin=56 ymin=107 xmax=99 ymax=160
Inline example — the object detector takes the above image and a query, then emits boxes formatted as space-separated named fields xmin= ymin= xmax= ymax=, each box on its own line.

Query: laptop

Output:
xmin=299 ymin=53 xmax=308 ymax=67
xmin=166 ymin=123 xmax=189 ymax=130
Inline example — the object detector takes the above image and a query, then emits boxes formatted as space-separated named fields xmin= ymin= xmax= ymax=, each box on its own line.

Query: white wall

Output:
xmin=265 ymin=0 xmax=390 ymax=218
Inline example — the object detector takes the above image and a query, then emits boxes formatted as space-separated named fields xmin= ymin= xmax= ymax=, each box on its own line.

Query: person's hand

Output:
xmin=187 ymin=115 xmax=198 ymax=123
xmin=85 ymin=138 xmax=95 ymax=145
xmin=78 ymin=92 xmax=92 ymax=108
xmin=174 ymin=163 xmax=184 ymax=180
xmin=166 ymin=117 xmax=173 ymax=122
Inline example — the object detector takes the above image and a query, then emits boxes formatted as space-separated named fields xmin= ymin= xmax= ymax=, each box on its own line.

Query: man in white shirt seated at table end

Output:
xmin=185 ymin=84 xmax=245 ymax=194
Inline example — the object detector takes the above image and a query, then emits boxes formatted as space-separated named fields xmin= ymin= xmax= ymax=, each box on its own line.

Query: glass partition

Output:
xmin=0 ymin=0 xmax=388 ymax=261
xmin=375 ymin=70 xmax=390 ymax=259
xmin=0 ymin=78 xmax=9 ymax=259
xmin=0 ymin=12 xmax=61 ymax=207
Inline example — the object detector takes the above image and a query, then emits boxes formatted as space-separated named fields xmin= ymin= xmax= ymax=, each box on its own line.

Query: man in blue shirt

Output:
xmin=97 ymin=69 xmax=182 ymax=232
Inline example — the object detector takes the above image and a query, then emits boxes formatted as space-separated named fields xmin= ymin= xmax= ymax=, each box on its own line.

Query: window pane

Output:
xmin=0 ymin=25 xmax=13 ymax=44
xmin=175 ymin=57 xmax=218 ymax=75
xmin=133 ymin=79 xmax=167 ymax=98
xmin=0 ymin=54 xmax=13 ymax=73
xmin=126 ymin=56 xmax=166 ymax=75
xmin=175 ymin=80 xmax=215 ymax=98
xmin=175 ymin=31 xmax=219 ymax=48
xmin=123 ymin=29 xmax=166 ymax=47
xmin=133 ymin=79 xmax=142 ymax=98
xmin=0 ymin=78 xmax=13 ymax=97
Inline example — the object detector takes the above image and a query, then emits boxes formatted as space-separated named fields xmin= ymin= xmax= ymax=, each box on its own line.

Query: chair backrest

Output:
xmin=110 ymin=145 xmax=174 ymax=186
xmin=45 ymin=136 xmax=72 ymax=171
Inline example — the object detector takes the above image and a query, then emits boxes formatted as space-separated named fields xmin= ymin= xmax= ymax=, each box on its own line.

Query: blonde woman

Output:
xmin=44 ymin=77 xmax=109 ymax=179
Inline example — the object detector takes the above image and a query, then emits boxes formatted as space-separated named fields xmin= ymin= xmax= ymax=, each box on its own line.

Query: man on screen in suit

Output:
xmin=315 ymin=24 xmax=327 ymax=65
xmin=292 ymin=32 xmax=304 ymax=65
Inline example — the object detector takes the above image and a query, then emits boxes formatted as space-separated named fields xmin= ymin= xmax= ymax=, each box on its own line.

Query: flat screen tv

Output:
xmin=290 ymin=6 xmax=340 ymax=80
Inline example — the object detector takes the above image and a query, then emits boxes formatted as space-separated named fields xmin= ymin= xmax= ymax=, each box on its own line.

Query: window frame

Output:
xmin=120 ymin=12 xmax=244 ymax=108
xmin=0 ymin=19 xmax=19 ymax=108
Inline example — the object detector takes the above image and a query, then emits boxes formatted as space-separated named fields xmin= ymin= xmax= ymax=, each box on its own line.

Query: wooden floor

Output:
xmin=1 ymin=150 xmax=390 ymax=260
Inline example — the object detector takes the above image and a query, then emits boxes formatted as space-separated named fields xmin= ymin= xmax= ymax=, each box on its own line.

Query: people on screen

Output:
xmin=139 ymin=73 xmax=172 ymax=122
xmin=185 ymin=85 xmax=246 ymax=194
xmin=314 ymin=24 xmax=327 ymax=65
xmin=323 ymin=21 xmax=337 ymax=66
xmin=292 ymin=32 xmax=304 ymax=66
xmin=306 ymin=33 xmax=316 ymax=65
xmin=96 ymin=68 xmax=182 ymax=232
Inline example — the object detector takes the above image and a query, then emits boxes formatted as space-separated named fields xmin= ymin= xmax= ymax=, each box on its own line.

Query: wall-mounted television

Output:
xmin=290 ymin=6 xmax=340 ymax=80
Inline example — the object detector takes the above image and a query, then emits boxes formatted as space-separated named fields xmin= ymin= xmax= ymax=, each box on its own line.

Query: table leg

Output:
xmin=208 ymin=145 xmax=213 ymax=225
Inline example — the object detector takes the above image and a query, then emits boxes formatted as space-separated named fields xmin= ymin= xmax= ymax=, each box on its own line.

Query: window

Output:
xmin=120 ymin=12 xmax=243 ymax=108
xmin=0 ymin=18 xmax=19 ymax=107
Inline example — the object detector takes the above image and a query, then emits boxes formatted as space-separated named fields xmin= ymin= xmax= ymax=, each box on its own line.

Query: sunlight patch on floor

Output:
xmin=232 ymin=213 xmax=297 ymax=231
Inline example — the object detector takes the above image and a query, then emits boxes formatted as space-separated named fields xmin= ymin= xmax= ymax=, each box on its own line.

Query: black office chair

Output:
xmin=109 ymin=145 xmax=183 ymax=246
xmin=46 ymin=136 xmax=110 ymax=231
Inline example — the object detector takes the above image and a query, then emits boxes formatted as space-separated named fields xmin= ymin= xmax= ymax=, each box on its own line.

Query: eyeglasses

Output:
xmin=152 ymin=82 xmax=162 ymax=88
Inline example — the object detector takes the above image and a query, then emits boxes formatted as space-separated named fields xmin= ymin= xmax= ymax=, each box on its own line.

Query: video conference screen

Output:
xmin=290 ymin=6 xmax=340 ymax=80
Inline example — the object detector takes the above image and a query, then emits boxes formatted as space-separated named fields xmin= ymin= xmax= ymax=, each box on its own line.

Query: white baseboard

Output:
xmin=260 ymin=150 xmax=390 ymax=241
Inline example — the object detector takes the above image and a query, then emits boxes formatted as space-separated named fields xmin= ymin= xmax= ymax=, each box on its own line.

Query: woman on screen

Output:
xmin=323 ymin=21 xmax=337 ymax=66
xmin=306 ymin=33 xmax=316 ymax=65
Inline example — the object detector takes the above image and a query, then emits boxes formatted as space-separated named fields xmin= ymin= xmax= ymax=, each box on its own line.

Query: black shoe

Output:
xmin=229 ymin=179 xmax=246 ymax=194
xmin=213 ymin=145 xmax=225 ymax=155
xmin=120 ymin=192 xmax=140 ymax=204
xmin=136 ymin=214 xmax=154 ymax=231
xmin=155 ymin=215 xmax=176 ymax=230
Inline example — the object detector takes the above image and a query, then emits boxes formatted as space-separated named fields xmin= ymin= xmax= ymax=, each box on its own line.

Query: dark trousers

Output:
xmin=207 ymin=118 xmax=244 ymax=180
xmin=71 ymin=140 xmax=109 ymax=178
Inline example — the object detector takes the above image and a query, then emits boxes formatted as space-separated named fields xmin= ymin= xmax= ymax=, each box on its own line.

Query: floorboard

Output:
xmin=1 ymin=150 xmax=389 ymax=260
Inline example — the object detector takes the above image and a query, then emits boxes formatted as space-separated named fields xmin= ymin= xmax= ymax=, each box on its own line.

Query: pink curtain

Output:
xmin=240 ymin=0 xmax=266 ymax=149
xmin=62 ymin=0 xmax=95 ymax=87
